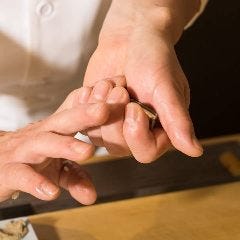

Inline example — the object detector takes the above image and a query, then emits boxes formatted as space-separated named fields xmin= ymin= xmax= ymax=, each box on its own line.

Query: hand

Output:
xmin=83 ymin=0 xmax=203 ymax=162
xmin=0 ymin=90 xmax=110 ymax=204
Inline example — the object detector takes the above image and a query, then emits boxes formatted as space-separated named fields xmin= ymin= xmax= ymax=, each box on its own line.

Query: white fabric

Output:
xmin=185 ymin=0 xmax=209 ymax=28
xmin=0 ymin=0 xmax=111 ymax=130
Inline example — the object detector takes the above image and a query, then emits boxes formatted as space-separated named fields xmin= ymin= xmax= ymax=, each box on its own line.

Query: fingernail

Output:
xmin=87 ymin=103 xmax=104 ymax=116
xmin=192 ymin=135 xmax=203 ymax=154
xmin=36 ymin=183 xmax=59 ymax=197
xmin=126 ymin=104 xmax=139 ymax=122
xmin=92 ymin=81 xmax=111 ymax=101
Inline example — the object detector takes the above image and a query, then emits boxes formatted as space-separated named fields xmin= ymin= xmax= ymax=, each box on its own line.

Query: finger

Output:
xmin=147 ymin=54 xmax=203 ymax=157
xmin=77 ymin=87 xmax=92 ymax=104
xmin=59 ymin=161 xmax=97 ymax=205
xmin=56 ymin=87 xmax=92 ymax=113
xmin=84 ymin=74 xmax=126 ymax=88
xmin=152 ymin=75 xmax=203 ymax=157
xmin=101 ymin=87 xmax=131 ymax=156
xmin=86 ymin=128 xmax=104 ymax=147
xmin=43 ymin=103 xmax=110 ymax=135
xmin=72 ymin=87 xmax=92 ymax=137
xmin=0 ymin=184 xmax=17 ymax=202
xmin=57 ymin=87 xmax=92 ymax=137
xmin=123 ymin=103 xmax=171 ymax=163
xmin=87 ymin=80 xmax=113 ymax=146
xmin=16 ymin=132 xmax=95 ymax=164
xmin=86 ymin=78 xmax=127 ymax=146
xmin=0 ymin=163 xmax=60 ymax=201
xmin=88 ymin=80 xmax=113 ymax=103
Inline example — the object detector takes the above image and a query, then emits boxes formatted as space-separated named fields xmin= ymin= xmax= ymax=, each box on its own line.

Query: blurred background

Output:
xmin=176 ymin=0 xmax=240 ymax=138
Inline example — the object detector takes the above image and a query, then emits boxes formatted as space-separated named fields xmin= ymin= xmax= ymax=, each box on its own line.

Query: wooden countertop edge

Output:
xmin=29 ymin=181 xmax=240 ymax=221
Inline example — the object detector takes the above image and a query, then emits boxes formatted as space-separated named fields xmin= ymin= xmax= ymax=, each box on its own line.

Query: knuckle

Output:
xmin=95 ymin=79 xmax=113 ymax=88
xmin=29 ymin=131 xmax=47 ymax=147
xmin=126 ymin=123 xmax=141 ymax=137
xmin=91 ymin=105 xmax=109 ymax=124
xmin=79 ymin=145 xmax=95 ymax=160
xmin=22 ymin=132 xmax=47 ymax=159
xmin=10 ymin=147 xmax=23 ymax=162
xmin=66 ymin=138 xmax=78 ymax=150
xmin=115 ymin=87 xmax=130 ymax=103
xmin=70 ymin=89 xmax=80 ymax=97
xmin=38 ymin=116 xmax=52 ymax=131
xmin=83 ymin=144 xmax=95 ymax=156
xmin=93 ymin=113 xmax=106 ymax=124
xmin=67 ymin=88 xmax=82 ymax=103
xmin=35 ymin=131 xmax=48 ymax=140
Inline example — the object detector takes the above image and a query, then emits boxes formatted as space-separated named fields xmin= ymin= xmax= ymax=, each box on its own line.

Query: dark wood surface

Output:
xmin=1 ymin=139 xmax=240 ymax=219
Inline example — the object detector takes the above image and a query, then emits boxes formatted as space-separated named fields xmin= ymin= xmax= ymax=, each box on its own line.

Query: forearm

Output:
xmin=103 ymin=0 xmax=201 ymax=44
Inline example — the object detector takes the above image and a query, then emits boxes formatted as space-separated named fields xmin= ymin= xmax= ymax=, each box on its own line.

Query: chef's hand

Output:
xmin=0 ymin=90 xmax=110 ymax=204
xmin=84 ymin=0 xmax=203 ymax=162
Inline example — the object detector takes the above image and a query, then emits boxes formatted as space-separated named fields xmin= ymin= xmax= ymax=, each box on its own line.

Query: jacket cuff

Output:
xmin=184 ymin=0 xmax=209 ymax=29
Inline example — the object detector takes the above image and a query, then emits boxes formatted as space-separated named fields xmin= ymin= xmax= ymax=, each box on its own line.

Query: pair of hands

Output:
xmin=0 ymin=89 xmax=109 ymax=204
xmin=0 ymin=82 xmax=156 ymax=204
xmin=0 ymin=0 xmax=203 ymax=204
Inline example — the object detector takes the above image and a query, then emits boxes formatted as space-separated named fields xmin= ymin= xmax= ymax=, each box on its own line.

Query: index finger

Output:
xmin=42 ymin=103 xmax=110 ymax=135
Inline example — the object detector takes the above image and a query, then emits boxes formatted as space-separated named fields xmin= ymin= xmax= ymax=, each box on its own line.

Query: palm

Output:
xmin=84 ymin=27 xmax=202 ymax=159
xmin=85 ymin=31 xmax=188 ymax=108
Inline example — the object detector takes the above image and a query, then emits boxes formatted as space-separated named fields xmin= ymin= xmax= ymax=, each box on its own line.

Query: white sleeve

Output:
xmin=185 ymin=0 xmax=209 ymax=29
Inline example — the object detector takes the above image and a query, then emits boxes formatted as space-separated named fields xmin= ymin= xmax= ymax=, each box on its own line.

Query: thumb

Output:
xmin=152 ymin=73 xmax=203 ymax=157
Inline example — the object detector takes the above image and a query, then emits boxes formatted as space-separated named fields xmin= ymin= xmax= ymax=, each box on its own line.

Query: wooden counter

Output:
xmin=30 ymin=181 xmax=240 ymax=240
xmin=27 ymin=134 xmax=240 ymax=239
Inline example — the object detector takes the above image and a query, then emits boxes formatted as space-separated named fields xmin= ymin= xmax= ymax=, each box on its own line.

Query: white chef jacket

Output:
xmin=0 ymin=0 xmax=208 ymax=131
xmin=0 ymin=0 xmax=112 ymax=131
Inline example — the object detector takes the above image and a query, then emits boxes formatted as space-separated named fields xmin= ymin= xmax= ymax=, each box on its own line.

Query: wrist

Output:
xmin=103 ymin=0 xmax=201 ymax=44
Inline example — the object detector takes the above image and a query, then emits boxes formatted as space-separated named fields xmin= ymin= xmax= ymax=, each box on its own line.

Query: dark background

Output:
xmin=176 ymin=0 xmax=240 ymax=138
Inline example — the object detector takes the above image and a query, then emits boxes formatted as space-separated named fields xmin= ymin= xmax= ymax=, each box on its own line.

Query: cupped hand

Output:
xmin=0 ymin=90 xmax=110 ymax=203
xmin=84 ymin=4 xmax=203 ymax=162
